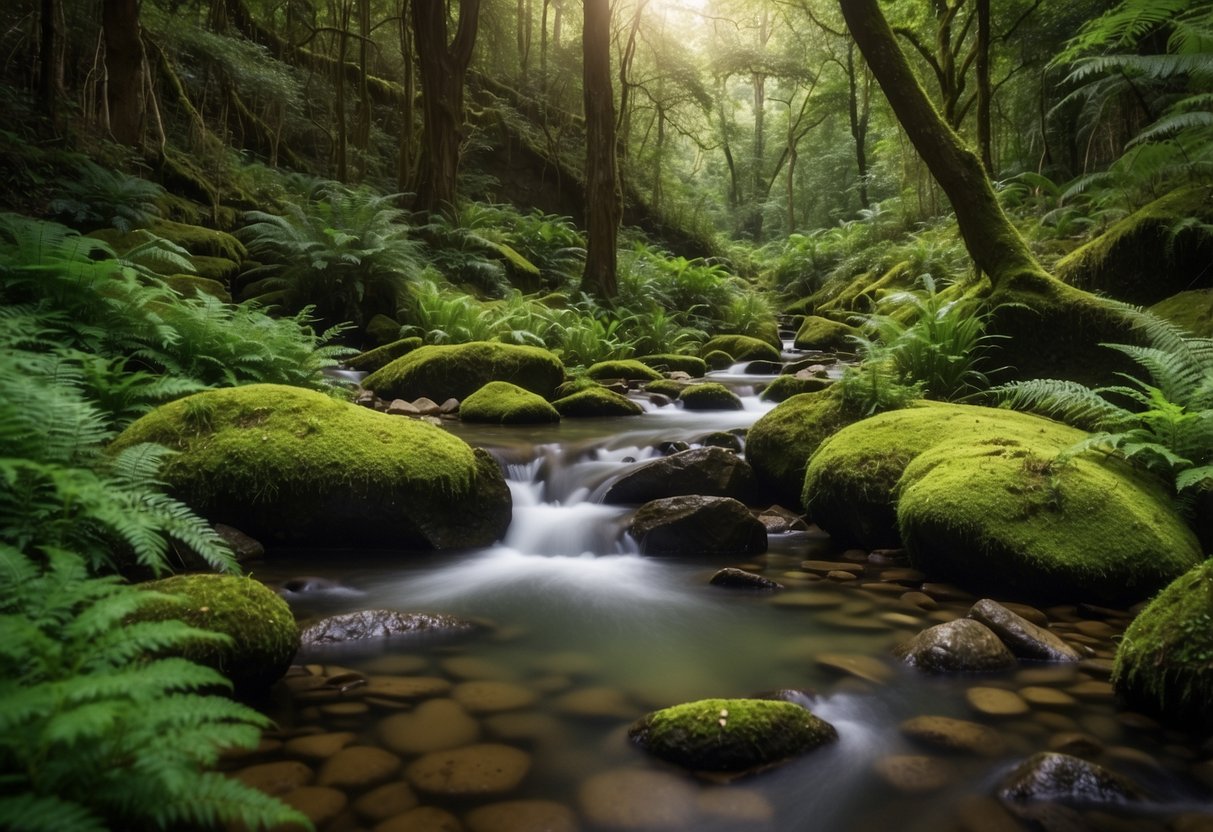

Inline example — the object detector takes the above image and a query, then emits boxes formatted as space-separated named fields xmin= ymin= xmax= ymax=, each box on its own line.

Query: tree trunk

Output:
xmin=413 ymin=0 xmax=481 ymax=215
xmin=581 ymin=0 xmax=620 ymax=300
xmin=103 ymin=0 xmax=146 ymax=146
xmin=397 ymin=0 xmax=415 ymax=193
xmin=334 ymin=1 xmax=350 ymax=181
xmin=975 ymin=0 xmax=992 ymax=172
xmin=846 ymin=41 xmax=870 ymax=208
xmin=39 ymin=0 xmax=64 ymax=121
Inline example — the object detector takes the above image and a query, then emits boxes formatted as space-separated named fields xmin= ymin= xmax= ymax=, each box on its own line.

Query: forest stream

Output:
xmin=233 ymin=357 xmax=1213 ymax=832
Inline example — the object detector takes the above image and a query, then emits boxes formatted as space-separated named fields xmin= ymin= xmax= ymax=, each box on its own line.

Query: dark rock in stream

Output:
xmin=214 ymin=523 xmax=265 ymax=562
xmin=998 ymin=752 xmax=1145 ymax=808
xmin=299 ymin=609 xmax=483 ymax=646
xmin=970 ymin=599 xmax=1082 ymax=662
xmin=710 ymin=567 xmax=783 ymax=590
xmin=604 ymin=446 xmax=761 ymax=505
xmin=894 ymin=619 xmax=1018 ymax=673
xmin=630 ymin=496 xmax=767 ymax=555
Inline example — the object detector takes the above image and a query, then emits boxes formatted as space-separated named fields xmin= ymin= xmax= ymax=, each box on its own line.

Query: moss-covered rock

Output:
xmin=365 ymin=313 xmax=402 ymax=345
xmin=1113 ymin=561 xmax=1213 ymax=729
xmin=461 ymin=381 xmax=561 ymax=424
xmin=744 ymin=387 xmax=855 ymax=510
xmin=759 ymin=374 xmax=832 ymax=403
xmin=638 ymin=354 xmax=708 ymax=377
xmin=896 ymin=429 xmax=1202 ymax=604
xmin=793 ymin=315 xmax=858 ymax=351
xmin=149 ymin=219 xmax=247 ymax=261
xmin=751 ymin=320 xmax=784 ymax=350
xmin=628 ymin=698 xmax=837 ymax=772
xmin=585 ymin=359 xmax=664 ymax=382
xmin=136 ymin=573 xmax=297 ymax=693
xmin=645 ymin=378 xmax=692 ymax=398
xmin=553 ymin=387 xmax=643 ymax=417
xmin=679 ymin=382 xmax=743 ymax=411
xmin=489 ymin=241 xmax=542 ymax=293
xmin=1150 ymin=289 xmax=1213 ymax=337
xmin=346 ymin=337 xmax=425 ymax=372
xmin=189 ymin=254 xmax=240 ymax=283
xmin=703 ymin=349 xmax=735 ymax=370
xmin=700 ymin=335 xmax=781 ymax=363
xmin=110 ymin=384 xmax=511 ymax=549
xmin=162 ymin=274 xmax=232 ymax=303
xmin=363 ymin=341 xmax=565 ymax=402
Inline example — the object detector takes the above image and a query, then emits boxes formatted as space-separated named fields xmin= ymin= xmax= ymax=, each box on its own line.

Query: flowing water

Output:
xmin=240 ymin=367 xmax=1213 ymax=832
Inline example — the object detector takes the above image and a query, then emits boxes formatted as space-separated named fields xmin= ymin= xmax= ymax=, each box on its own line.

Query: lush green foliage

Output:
xmin=47 ymin=160 xmax=165 ymax=233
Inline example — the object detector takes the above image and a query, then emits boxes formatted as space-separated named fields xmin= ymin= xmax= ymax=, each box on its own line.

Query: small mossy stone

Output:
xmin=751 ymin=320 xmax=784 ymax=350
xmin=628 ymin=698 xmax=836 ymax=772
xmin=585 ymin=359 xmax=664 ymax=382
xmin=793 ymin=316 xmax=858 ymax=351
xmin=704 ymin=350 xmax=735 ymax=370
xmin=363 ymin=341 xmax=564 ymax=402
xmin=760 ymin=374 xmax=831 ymax=402
xmin=136 ymin=574 xmax=298 ymax=693
xmin=109 ymin=384 xmax=510 ymax=549
xmin=638 ymin=354 xmax=708 ymax=377
xmin=700 ymin=335 xmax=781 ymax=363
xmin=553 ymin=387 xmax=643 ymax=418
xmin=645 ymin=378 xmax=691 ymax=398
xmin=365 ymin=314 xmax=402 ymax=345
xmin=679 ymin=382 xmax=743 ymax=411
xmin=1113 ymin=560 xmax=1213 ymax=730
xmin=461 ymin=381 xmax=560 ymax=425
xmin=346 ymin=337 xmax=425 ymax=372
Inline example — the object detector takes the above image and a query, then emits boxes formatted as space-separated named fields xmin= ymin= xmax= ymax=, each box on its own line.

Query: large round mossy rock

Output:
xmin=679 ymin=382 xmax=743 ymax=411
xmin=137 ymin=574 xmax=297 ymax=693
xmin=793 ymin=316 xmax=858 ymax=351
xmin=759 ymin=374 xmax=831 ymax=403
xmin=585 ymin=359 xmax=664 ymax=383
xmin=804 ymin=403 xmax=1083 ymax=549
xmin=638 ymin=354 xmax=708 ymax=377
xmin=110 ymin=384 xmax=511 ymax=549
xmin=362 ymin=342 xmax=565 ymax=402
xmin=1113 ymin=561 xmax=1213 ymax=729
xmin=553 ymin=387 xmax=644 ymax=417
xmin=896 ymin=433 xmax=1202 ymax=604
xmin=628 ymin=698 xmax=837 ymax=772
xmin=700 ymin=335 xmax=781 ymax=363
xmin=744 ymin=387 xmax=855 ymax=510
xmin=461 ymin=381 xmax=561 ymax=424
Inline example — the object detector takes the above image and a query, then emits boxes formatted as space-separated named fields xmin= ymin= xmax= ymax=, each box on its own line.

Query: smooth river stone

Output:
xmin=1020 ymin=686 xmax=1078 ymax=708
xmin=440 ymin=656 xmax=517 ymax=681
xmin=553 ymin=686 xmax=637 ymax=720
xmin=968 ymin=599 xmax=1080 ymax=662
xmin=464 ymin=800 xmax=578 ymax=832
xmin=966 ymin=687 xmax=1030 ymax=718
xmin=899 ymin=715 xmax=1007 ymax=756
xmin=483 ymin=712 xmax=567 ymax=746
xmin=283 ymin=731 xmax=356 ymax=761
xmin=872 ymin=755 xmax=957 ymax=794
xmin=373 ymin=806 xmax=462 ymax=832
xmin=317 ymin=746 xmax=401 ymax=790
xmin=451 ymin=680 xmax=537 ymax=713
xmin=895 ymin=620 xmax=1017 ymax=673
xmin=362 ymin=676 xmax=452 ymax=701
xmin=770 ymin=591 xmax=846 ymax=609
xmin=280 ymin=786 xmax=347 ymax=828
xmin=1067 ymin=680 xmax=1116 ymax=702
xmin=696 ymin=788 xmax=775 ymax=824
xmin=578 ymin=768 xmax=698 ymax=830
xmin=405 ymin=744 xmax=532 ymax=797
xmin=353 ymin=782 xmax=421 ymax=823
xmin=233 ymin=760 xmax=314 ymax=795
xmin=816 ymin=652 xmax=894 ymax=685
xmin=378 ymin=698 xmax=480 ymax=754
xmin=900 ymin=591 xmax=939 ymax=611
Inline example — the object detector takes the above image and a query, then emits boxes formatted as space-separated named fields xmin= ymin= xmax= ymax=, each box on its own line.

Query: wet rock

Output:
xmin=464 ymin=800 xmax=578 ymax=832
xmin=816 ymin=653 xmax=894 ymax=685
xmin=1047 ymin=732 xmax=1104 ymax=758
xmin=283 ymin=731 xmax=356 ymax=761
xmin=967 ymin=687 xmax=1031 ymax=718
xmin=317 ymin=746 xmax=401 ymax=790
xmin=233 ymin=760 xmax=313 ymax=795
xmin=578 ymin=768 xmax=698 ymax=830
xmin=361 ymin=675 xmax=452 ymax=701
xmin=603 ymin=446 xmax=761 ymax=505
xmin=554 ymin=686 xmax=636 ymax=720
xmin=872 ymin=755 xmax=957 ymax=794
xmin=373 ymin=806 xmax=462 ymax=832
xmin=353 ymin=782 xmax=420 ymax=823
xmin=378 ymin=699 xmax=480 ymax=754
xmin=281 ymin=786 xmax=347 ymax=828
xmin=214 ymin=523 xmax=265 ymax=561
xmin=709 ymin=567 xmax=783 ymax=590
xmin=997 ymin=752 xmax=1145 ymax=807
xmin=697 ymin=788 xmax=774 ymax=824
xmin=405 ymin=744 xmax=532 ymax=797
xmin=756 ymin=506 xmax=805 ymax=534
xmin=901 ymin=591 xmax=940 ymax=611
xmin=630 ymin=496 xmax=767 ymax=555
xmin=440 ymin=656 xmax=517 ymax=681
xmin=628 ymin=698 xmax=837 ymax=772
xmin=388 ymin=398 xmax=421 ymax=416
xmin=1021 ymin=686 xmax=1078 ymax=708
xmin=801 ymin=559 xmax=864 ymax=575
xmin=299 ymin=610 xmax=481 ymax=646
xmin=894 ymin=620 xmax=1018 ymax=673
xmin=451 ymin=681 xmax=538 ymax=713
xmin=899 ymin=715 xmax=1007 ymax=756
xmin=744 ymin=360 xmax=784 ymax=375
xmin=969 ymin=599 xmax=1081 ymax=662
xmin=697 ymin=431 xmax=744 ymax=453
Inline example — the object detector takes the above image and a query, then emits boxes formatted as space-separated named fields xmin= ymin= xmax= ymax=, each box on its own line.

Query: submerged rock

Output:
xmin=899 ymin=715 xmax=1007 ymax=757
xmin=709 ymin=567 xmax=783 ymax=590
xmin=969 ymin=599 xmax=1081 ymax=662
xmin=604 ymin=446 xmax=761 ymax=505
xmin=894 ymin=619 xmax=1018 ymax=674
xmin=628 ymin=698 xmax=837 ymax=772
xmin=630 ymin=496 xmax=767 ymax=555
xmin=578 ymin=768 xmax=698 ymax=830
xmin=405 ymin=744 xmax=531 ymax=797
xmin=299 ymin=609 xmax=481 ymax=646
xmin=998 ymin=752 xmax=1144 ymax=807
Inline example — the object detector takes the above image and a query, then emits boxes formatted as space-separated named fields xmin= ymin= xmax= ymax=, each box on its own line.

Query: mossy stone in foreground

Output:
xmin=1114 ymin=561 xmax=1213 ymax=729
xmin=629 ymin=698 xmax=836 ymax=772
xmin=644 ymin=378 xmax=691 ymax=398
xmin=679 ymin=382 xmax=743 ymax=411
xmin=759 ymin=374 xmax=831 ymax=402
xmin=700 ymin=335 xmax=781 ymax=363
xmin=585 ymin=359 xmax=663 ymax=382
xmin=461 ymin=381 xmax=561 ymax=424
xmin=363 ymin=341 xmax=564 ymax=402
xmin=137 ymin=574 xmax=297 ymax=693
xmin=110 ymin=384 xmax=510 ymax=549
xmin=896 ymin=439 xmax=1201 ymax=604
xmin=703 ymin=349 xmax=735 ymax=370
xmin=638 ymin=354 xmax=708 ymax=377
xmin=553 ymin=387 xmax=643 ymax=417
xmin=793 ymin=315 xmax=858 ymax=351
xmin=745 ymin=387 xmax=855 ymax=510
xmin=345 ymin=337 xmax=424 ymax=372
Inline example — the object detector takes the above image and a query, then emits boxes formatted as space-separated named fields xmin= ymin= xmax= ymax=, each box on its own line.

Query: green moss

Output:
xmin=147 ymin=219 xmax=247 ymax=261
xmin=645 ymin=378 xmax=691 ymax=398
xmin=638 ymin=354 xmax=708 ymax=377
xmin=553 ymin=386 xmax=644 ymax=417
xmin=346 ymin=337 xmax=424 ymax=372
xmin=490 ymin=241 xmax=542 ymax=293
xmin=793 ymin=315 xmax=858 ymax=351
xmin=896 ymin=429 xmax=1202 ymax=604
xmin=136 ymin=574 xmax=297 ymax=693
xmin=188 ymin=255 xmax=239 ymax=282
xmin=760 ymin=374 xmax=832 ymax=402
xmin=628 ymin=698 xmax=837 ymax=772
xmin=365 ymin=313 xmax=402 ymax=345
xmin=585 ymin=359 xmax=664 ymax=382
xmin=461 ymin=381 xmax=561 ymax=424
xmin=751 ymin=320 xmax=783 ymax=350
xmin=700 ymin=335 xmax=781 ymax=363
xmin=110 ymin=384 xmax=510 ymax=549
xmin=1150 ymin=289 xmax=1213 ymax=338
xmin=161 ymin=274 xmax=232 ymax=303
xmin=362 ymin=341 xmax=565 ymax=401
xmin=679 ymin=382 xmax=743 ymax=411
xmin=1113 ymin=561 xmax=1213 ymax=729
xmin=704 ymin=349 xmax=735 ymax=370
xmin=745 ymin=386 xmax=854 ymax=510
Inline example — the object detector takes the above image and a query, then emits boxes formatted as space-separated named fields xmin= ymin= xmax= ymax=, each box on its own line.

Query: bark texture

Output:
xmin=582 ymin=0 xmax=621 ymax=299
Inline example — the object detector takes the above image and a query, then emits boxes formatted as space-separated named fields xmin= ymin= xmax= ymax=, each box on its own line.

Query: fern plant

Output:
xmin=47 ymin=160 xmax=165 ymax=232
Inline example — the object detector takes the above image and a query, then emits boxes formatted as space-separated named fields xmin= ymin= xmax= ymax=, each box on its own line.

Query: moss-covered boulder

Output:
xmin=752 ymin=320 xmax=784 ymax=350
xmin=553 ymin=387 xmax=644 ymax=417
xmin=744 ymin=387 xmax=854 ymax=510
xmin=1150 ymin=289 xmax=1213 ymax=337
xmin=638 ymin=354 xmax=708 ymax=377
xmin=628 ymin=698 xmax=837 ymax=772
xmin=189 ymin=254 xmax=240 ymax=283
xmin=149 ymin=218 xmax=247 ymax=260
xmin=365 ymin=314 xmax=402 ymax=345
xmin=585 ymin=359 xmax=663 ymax=383
xmin=793 ymin=315 xmax=858 ymax=351
xmin=896 ymin=430 xmax=1202 ymax=604
xmin=679 ymin=382 xmax=743 ymax=411
xmin=1113 ymin=561 xmax=1213 ymax=729
xmin=759 ymin=374 xmax=831 ymax=403
xmin=110 ymin=384 xmax=511 ymax=549
xmin=137 ymin=573 xmax=297 ymax=693
xmin=162 ymin=274 xmax=232 ymax=303
xmin=644 ymin=378 xmax=692 ymax=398
xmin=346 ymin=337 xmax=424 ymax=373
xmin=700 ymin=335 xmax=781 ymax=363
xmin=363 ymin=342 xmax=565 ymax=402
xmin=461 ymin=381 xmax=561 ymax=424
xmin=704 ymin=349 xmax=735 ymax=370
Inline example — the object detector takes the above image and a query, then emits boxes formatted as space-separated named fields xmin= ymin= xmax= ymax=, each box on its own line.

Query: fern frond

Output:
xmin=994 ymin=379 xmax=1130 ymax=430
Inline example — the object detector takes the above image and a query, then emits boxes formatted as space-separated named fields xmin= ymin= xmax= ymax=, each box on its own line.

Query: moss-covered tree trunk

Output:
xmin=582 ymin=0 xmax=621 ymax=299
xmin=103 ymin=0 xmax=145 ymax=146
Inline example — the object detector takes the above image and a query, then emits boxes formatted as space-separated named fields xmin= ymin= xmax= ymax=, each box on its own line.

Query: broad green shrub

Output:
xmin=48 ymin=159 xmax=164 ymax=232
